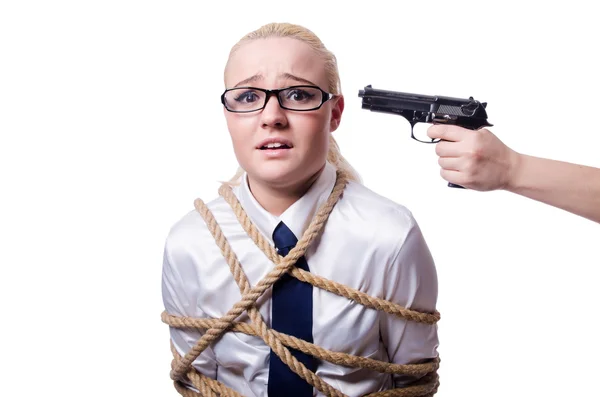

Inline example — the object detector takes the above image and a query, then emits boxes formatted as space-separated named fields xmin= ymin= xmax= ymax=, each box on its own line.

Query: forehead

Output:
xmin=225 ymin=37 xmax=328 ymax=89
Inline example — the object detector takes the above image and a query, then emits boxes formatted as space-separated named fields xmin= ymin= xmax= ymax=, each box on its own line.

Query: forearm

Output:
xmin=506 ymin=153 xmax=600 ymax=223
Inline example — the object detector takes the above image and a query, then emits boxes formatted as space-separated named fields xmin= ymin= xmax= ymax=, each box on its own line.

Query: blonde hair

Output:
xmin=223 ymin=22 xmax=361 ymax=185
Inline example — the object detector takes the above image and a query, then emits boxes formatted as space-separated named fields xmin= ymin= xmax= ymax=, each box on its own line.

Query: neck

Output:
xmin=247 ymin=165 xmax=325 ymax=216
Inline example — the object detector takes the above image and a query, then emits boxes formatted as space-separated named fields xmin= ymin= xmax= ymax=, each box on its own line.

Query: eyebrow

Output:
xmin=279 ymin=73 xmax=318 ymax=86
xmin=234 ymin=74 xmax=262 ymax=87
xmin=233 ymin=73 xmax=318 ymax=88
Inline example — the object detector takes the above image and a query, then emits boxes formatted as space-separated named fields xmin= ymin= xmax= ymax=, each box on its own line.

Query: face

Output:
xmin=223 ymin=37 xmax=344 ymax=190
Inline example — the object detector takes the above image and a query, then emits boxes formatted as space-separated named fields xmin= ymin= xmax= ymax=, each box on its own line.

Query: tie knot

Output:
xmin=272 ymin=221 xmax=298 ymax=254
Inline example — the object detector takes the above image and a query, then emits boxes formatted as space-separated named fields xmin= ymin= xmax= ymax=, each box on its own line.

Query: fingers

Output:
xmin=431 ymin=126 xmax=492 ymax=157
xmin=435 ymin=141 xmax=463 ymax=157
xmin=429 ymin=125 xmax=499 ymax=190
xmin=439 ymin=169 xmax=466 ymax=186
xmin=427 ymin=125 xmax=469 ymax=142
xmin=437 ymin=155 xmax=468 ymax=186
xmin=438 ymin=156 xmax=462 ymax=171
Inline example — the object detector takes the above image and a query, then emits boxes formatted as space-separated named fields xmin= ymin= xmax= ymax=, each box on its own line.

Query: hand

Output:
xmin=427 ymin=125 xmax=520 ymax=191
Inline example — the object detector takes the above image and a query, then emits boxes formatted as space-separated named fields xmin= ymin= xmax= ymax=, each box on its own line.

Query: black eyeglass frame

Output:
xmin=220 ymin=85 xmax=335 ymax=113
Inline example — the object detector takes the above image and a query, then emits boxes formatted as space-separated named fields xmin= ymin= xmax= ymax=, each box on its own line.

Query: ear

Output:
xmin=329 ymin=95 xmax=344 ymax=132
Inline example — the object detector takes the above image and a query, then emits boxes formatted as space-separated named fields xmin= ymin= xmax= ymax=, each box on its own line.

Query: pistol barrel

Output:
xmin=358 ymin=84 xmax=491 ymax=123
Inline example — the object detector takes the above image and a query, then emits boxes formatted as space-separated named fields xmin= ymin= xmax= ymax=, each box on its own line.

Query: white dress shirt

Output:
xmin=161 ymin=161 xmax=439 ymax=396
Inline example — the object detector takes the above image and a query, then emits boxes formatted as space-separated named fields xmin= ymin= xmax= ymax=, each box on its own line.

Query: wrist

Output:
xmin=503 ymin=150 xmax=524 ymax=192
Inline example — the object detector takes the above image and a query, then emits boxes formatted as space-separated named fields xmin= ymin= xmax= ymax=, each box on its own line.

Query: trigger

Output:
xmin=410 ymin=121 xmax=436 ymax=143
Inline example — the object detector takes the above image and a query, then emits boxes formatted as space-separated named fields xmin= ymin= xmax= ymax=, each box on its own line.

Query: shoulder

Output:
xmin=338 ymin=180 xmax=417 ymax=230
xmin=163 ymin=194 xmax=234 ymax=262
xmin=328 ymin=180 xmax=422 ymax=253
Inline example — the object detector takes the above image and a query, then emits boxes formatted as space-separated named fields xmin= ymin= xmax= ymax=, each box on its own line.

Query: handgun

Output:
xmin=358 ymin=85 xmax=493 ymax=188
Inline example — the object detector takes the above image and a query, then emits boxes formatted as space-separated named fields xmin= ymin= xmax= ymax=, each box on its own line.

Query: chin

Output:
xmin=247 ymin=162 xmax=302 ymax=186
xmin=257 ymin=168 xmax=298 ymax=185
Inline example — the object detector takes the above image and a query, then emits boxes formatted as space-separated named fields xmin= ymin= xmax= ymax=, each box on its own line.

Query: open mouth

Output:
xmin=259 ymin=143 xmax=292 ymax=150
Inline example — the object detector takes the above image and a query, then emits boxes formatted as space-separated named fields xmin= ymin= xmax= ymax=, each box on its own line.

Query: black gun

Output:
xmin=358 ymin=85 xmax=493 ymax=188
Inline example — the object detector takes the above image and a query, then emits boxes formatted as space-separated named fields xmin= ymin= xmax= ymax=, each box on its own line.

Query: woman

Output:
xmin=161 ymin=22 xmax=440 ymax=396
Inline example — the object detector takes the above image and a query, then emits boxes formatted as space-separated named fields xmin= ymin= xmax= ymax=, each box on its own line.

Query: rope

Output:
xmin=162 ymin=169 xmax=441 ymax=396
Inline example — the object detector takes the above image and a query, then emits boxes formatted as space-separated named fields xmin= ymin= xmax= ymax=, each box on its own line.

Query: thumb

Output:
xmin=427 ymin=124 xmax=466 ymax=142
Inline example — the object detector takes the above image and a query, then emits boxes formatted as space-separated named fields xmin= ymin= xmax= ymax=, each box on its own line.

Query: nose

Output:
xmin=260 ymin=94 xmax=287 ymax=128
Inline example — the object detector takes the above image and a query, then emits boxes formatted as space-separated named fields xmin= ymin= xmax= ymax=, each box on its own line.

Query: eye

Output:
xmin=234 ymin=90 xmax=261 ymax=103
xmin=285 ymin=89 xmax=315 ymax=102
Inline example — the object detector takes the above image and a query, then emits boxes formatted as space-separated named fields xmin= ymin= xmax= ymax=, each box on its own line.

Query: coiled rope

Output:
xmin=161 ymin=169 xmax=441 ymax=396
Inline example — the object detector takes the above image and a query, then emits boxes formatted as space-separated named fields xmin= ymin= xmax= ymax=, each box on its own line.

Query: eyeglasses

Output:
xmin=221 ymin=85 xmax=334 ymax=113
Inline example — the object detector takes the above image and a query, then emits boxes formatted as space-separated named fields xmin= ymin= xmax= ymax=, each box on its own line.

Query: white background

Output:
xmin=1 ymin=1 xmax=599 ymax=396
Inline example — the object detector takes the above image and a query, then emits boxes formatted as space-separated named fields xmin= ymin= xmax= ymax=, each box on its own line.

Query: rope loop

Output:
xmin=162 ymin=170 xmax=440 ymax=396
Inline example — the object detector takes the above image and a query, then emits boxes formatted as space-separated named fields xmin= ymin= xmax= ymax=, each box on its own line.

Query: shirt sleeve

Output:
xmin=378 ymin=212 xmax=439 ymax=387
xmin=161 ymin=231 xmax=218 ymax=387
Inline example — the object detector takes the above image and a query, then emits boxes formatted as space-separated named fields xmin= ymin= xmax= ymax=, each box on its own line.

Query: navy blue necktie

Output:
xmin=268 ymin=221 xmax=316 ymax=396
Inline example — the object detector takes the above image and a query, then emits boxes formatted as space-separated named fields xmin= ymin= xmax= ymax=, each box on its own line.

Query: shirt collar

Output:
xmin=234 ymin=161 xmax=337 ymax=244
